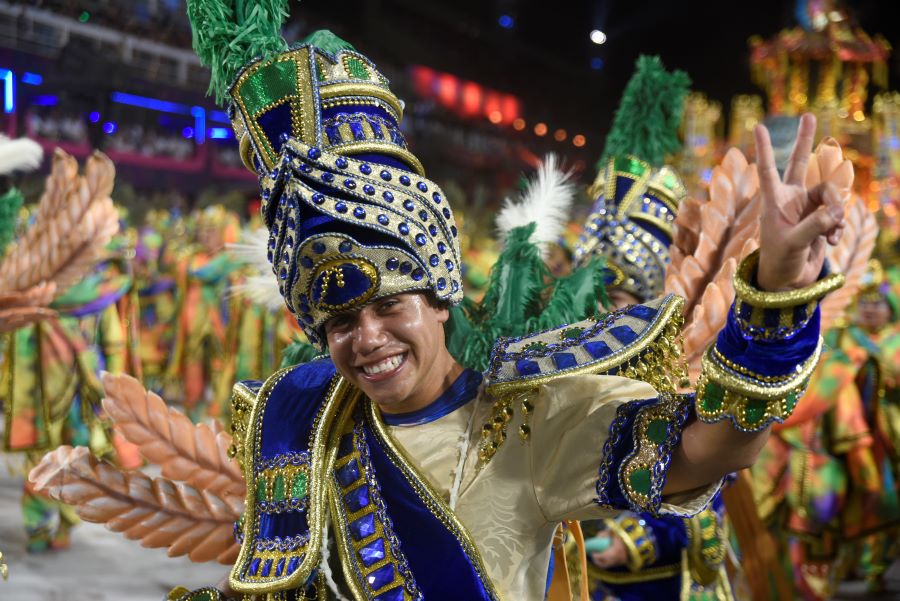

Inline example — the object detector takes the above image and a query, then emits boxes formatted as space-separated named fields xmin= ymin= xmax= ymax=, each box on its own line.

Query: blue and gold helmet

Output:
xmin=187 ymin=8 xmax=463 ymax=347
xmin=572 ymin=55 xmax=690 ymax=302
xmin=573 ymin=156 xmax=686 ymax=301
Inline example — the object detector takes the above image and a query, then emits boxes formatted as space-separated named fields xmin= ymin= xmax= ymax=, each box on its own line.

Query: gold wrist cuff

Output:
xmin=734 ymin=250 xmax=845 ymax=309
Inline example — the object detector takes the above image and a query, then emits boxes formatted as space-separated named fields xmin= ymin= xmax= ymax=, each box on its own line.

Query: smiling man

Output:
xmin=176 ymin=3 xmax=846 ymax=600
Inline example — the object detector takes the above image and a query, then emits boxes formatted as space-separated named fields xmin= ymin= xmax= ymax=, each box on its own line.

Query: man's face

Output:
xmin=325 ymin=292 xmax=452 ymax=412
xmin=857 ymin=297 xmax=892 ymax=333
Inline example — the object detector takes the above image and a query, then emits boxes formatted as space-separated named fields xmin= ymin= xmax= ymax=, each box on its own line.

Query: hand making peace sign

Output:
xmin=754 ymin=113 xmax=846 ymax=292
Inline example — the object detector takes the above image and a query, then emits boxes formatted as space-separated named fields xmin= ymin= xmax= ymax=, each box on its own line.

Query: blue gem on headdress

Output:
xmin=429 ymin=255 xmax=439 ymax=267
xmin=359 ymin=164 xmax=372 ymax=175
xmin=335 ymin=202 xmax=348 ymax=214
xmin=377 ymin=214 xmax=389 ymax=226
xmin=268 ymin=238 xmax=277 ymax=249
xmin=383 ymin=191 xmax=394 ymax=202
xmin=429 ymin=225 xmax=438 ymax=236
xmin=339 ymin=241 xmax=353 ymax=253
xmin=437 ymin=278 xmax=446 ymax=291
xmin=302 ymin=314 xmax=314 ymax=324
xmin=301 ymin=256 xmax=313 ymax=268
xmin=271 ymin=167 xmax=279 ymax=179
xmin=437 ymin=242 xmax=447 ymax=254
xmin=282 ymin=251 xmax=290 ymax=262
xmin=417 ymin=182 xmax=428 ymax=192
xmin=398 ymin=223 xmax=410 ymax=235
xmin=280 ymin=132 xmax=290 ymax=143
xmin=280 ymin=267 xmax=288 ymax=280
xmin=451 ymin=226 xmax=458 ymax=237
xmin=313 ymin=242 xmax=327 ymax=254
xmin=415 ymin=234 xmax=427 ymax=246
xmin=445 ymin=260 xmax=454 ymax=271
xmin=353 ymin=207 xmax=366 ymax=219
xmin=267 ymin=250 xmax=273 ymax=262
xmin=262 ymin=188 xmax=271 ymax=200
xmin=418 ymin=210 xmax=428 ymax=221
xmin=308 ymin=147 xmax=321 ymax=160
xmin=335 ymin=157 xmax=348 ymax=169
xmin=452 ymin=280 xmax=459 ymax=292
xmin=287 ymin=217 xmax=296 ymax=229
xmin=399 ymin=262 xmax=412 ymax=275
xmin=276 ymin=207 xmax=284 ymax=220
xmin=321 ymin=172 xmax=335 ymax=183
xmin=399 ymin=175 xmax=411 ymax=186
xmin=363 ymin=184 xmax=375 ymax=196
xmin=311 ymin=193 xmax=325 ymax=205
xmin=386 ymin=258 xmax=399 ymax=271
xmin=358 ymin=537 xmax=385 ymax=567
xmin=411 ymin=268 xmax=425 ymax=281
xmin=344 ymin=179 xmax=357 ymax=189
xmin=380 ymin=170 xmax=391 ymax=181
xmin=442 ymin=208 xmax=451 ymax=219
xmin=403 ymin=200 xmax=415 ymax=211
xmin=285 ymin=237 xmax=294 ymax=248
xmin=299 ymin=164 xmax=313 ymax=173
xmin=433 ymin=193 xmax=442 ymax=203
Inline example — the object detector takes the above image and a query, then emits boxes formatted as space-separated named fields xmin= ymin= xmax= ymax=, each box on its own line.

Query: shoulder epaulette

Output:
xmin=484 ymin=294 xmax=685 ymax=395
xmin=229 ymin=379 xmax=264 ymax=468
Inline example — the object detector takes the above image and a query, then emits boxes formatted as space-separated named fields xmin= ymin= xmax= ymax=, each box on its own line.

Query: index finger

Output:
xmin=783 ymin=113 xmax=817 ymax=186
xmin=754 ymin=123 xmax=780 ymax=208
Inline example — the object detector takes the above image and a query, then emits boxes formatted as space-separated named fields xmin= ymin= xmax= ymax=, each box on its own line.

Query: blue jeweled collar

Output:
xmin=381 ymin=368 xmax=483 ymax=427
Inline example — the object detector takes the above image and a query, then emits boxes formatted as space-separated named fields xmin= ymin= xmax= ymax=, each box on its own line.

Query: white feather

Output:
xmin=0 ymin=136 xmax=43 ymax=175
xmin=495 ymin=153 xmax=576 ymax=257
xmin=227 ymin=227 xmax=283 ymax=311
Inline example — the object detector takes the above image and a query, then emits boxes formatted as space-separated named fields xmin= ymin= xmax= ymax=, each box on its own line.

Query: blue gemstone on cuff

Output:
xmin=417 ymin=182 xmax=428 ymax=192
xmin=312 ymin=193 xmax=325 ymax=204
xmin=437 ymin=278 xmax=446 ymax=291
xmin=438 ymin=242 xmax=447 ymax=254
xmin=380 ymin=170 xmax=392 ymax=181
xmin=403 ymin=200 xmax=415 ymax=211
xmin=418 ymin=210 xmax=428 ymax=221
xmin=399 ymin=223 xmax=410 ymax=235
xmin=399 ymin=175 xmax=411 ymax=186
xmin=584 ymin=340 xmax=612 ymax=359
xmin=353 ymin=207 xmax=366 ymax=219
xmin=399 ymin=262 xmax=412 ymax=275
xmin=415 ymin=234 xmax=427 ymax=246
xmin=335 ymin=157 xmax=348 ymax=169
xmin=386 ymin=258 xmax=399 ymax=270
xmin=451 ymin=225 xmax=458 ymax=237
xmin=442 ymin=208 xmax=451 ymax=219
xmin=411 ymin=268 xmax=425 ymax=281
xmin=249 ymin=558 xmax=261 ymax=576
xmin=358 ymin=537 xmax=385 ymax=567
xmin=359 ymin=164 xmax=372 ymax=175
xmin=344 ymin=179 xmax=357 ymax=189
xmin=321 ymin=172 xmax=335 ymax=183
xmin=378 ymin=214 xmax=390 ymax=226
xmin=433 ymin=193 xmax=442 ymax=203
xmin=451 ymin=280 xmax=459 ymax=292
xmin=366 ymin=564 xmax=395 ymax=590
xmin=335 ymin=202 xmax=348 ymax=213
xmin=374 ymin=588 xmax=404 ymax=601
xmin=275 ymin=557 xmax=286 ymax=577
xmin=345 ymin=485 xmax=371 ymax=512
xmin=516 ymin=359 xmax=541 ymax=376
xmin=429 ymin=255 xmax=440 ymax=267
xmin=261 ymin=558 xmax=273 ymax=577
xmin=312 ymin=242 xmax=326 ymax=254
xmin=383 ymin=191 xmax=394 ymax=202
xmin=336 ymin=459 xmax=361 ymax=487
xmin=308 ymin=147 xmax=321 ymax=159
xmin=445 ymin=260 xmax=454 ymax=271
xmin=350 ymin=513 xmax=376 ymax=540
xmin=287 ymin=556 xmax=300 ymax=574
xmin=626 ymin=304 xmax=657 ymax=321
xmin=340 ymin=241 xmax=353 ymax=252
xmin=552 ymin=352 xmax=578 ymax=369
xmin=363 ymin=184 xmax=376 ymax=196
xmin=279 ymin=267 xmax=287 ymax=280
xmin=429 ymin=225 xmax=438 ymax=236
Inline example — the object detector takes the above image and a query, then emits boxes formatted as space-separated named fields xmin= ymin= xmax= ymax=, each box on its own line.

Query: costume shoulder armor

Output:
xmin=484 ymin=294 xmax=685 ymax=394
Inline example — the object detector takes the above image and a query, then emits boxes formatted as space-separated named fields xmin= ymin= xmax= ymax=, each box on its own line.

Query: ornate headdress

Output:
xmin=187 ymin=2 xmax=462 ymax=347
xmin=572 ymin=56 xmax=690 ymax=301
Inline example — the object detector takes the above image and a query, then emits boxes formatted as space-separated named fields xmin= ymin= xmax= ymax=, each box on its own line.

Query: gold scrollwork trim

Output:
xmin=734 ymin=250 xmax=845 ymax=309
xmin=486 ymin=294 xmax=685 ymax=396
xmin=335 ymin=141 xmax=426 ymax=176
xmin=367 ymin=400 xmax=501 ymax=598
xmin=319 ymin=83 xmax=404 ymax=120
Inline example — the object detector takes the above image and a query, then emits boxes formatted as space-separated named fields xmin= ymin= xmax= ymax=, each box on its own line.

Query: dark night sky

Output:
xmin=298 ymin=0 xmax=900 ymax=156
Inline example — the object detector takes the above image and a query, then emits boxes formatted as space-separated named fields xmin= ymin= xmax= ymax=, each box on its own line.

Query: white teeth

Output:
xmin=362 ymin=354 xmax=404 ymax=375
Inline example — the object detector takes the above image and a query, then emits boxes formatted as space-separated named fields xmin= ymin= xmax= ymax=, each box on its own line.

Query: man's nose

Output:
xmin=352 ymin=311 xmax=387 ymax=354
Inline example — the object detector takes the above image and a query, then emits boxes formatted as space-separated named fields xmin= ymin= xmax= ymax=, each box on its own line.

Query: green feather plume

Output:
xmin=186 ymin=0 xmax=290 ymax=104
xmin=446 ymin=225 xmax=611 ymax=373
xmin=302 ymin=30 xmax=356 ymax=54
xmin=280 ymin=338 xmax=322 ymax=368
xmin=600 ymin=55 xmax=691 ymax=168
xmin=0 ymin=187 xmax=24 ymax=258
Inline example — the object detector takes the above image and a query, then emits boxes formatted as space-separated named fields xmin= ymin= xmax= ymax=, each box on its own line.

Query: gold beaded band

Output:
xmin=695 ymin=339 xmax=821 ymax=431
xmin=733 ymin=250 xmax=844 ymax=341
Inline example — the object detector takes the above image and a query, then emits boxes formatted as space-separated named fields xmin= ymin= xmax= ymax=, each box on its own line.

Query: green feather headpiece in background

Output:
xmin=599 ymin=55 xmax=691 ymax=168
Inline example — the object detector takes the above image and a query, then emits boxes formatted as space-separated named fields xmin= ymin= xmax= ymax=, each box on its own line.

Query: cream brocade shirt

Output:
xmin=388 ymin=373 xmax=717 ymax=600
